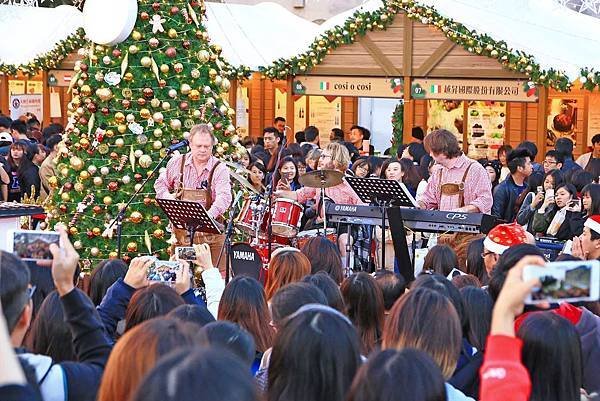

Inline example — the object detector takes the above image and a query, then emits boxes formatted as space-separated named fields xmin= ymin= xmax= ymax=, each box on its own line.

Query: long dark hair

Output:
xmin=347 ymin=349 xmax=446 ymax=401
xmin=518 ymin=313 xmax=582 ymax=401
xmin=459 ymin=287 xmax=492 ymax=351
xmin=488 ymin=244 xmax=545 ymax=302
xmin=465 ymin=238 xmax=488 ymax=285
xmin=124 ymin=284 xmax=184 ymax=332
xmin=422 ymin=245 xmax=459 ymax=277
xmin=302 ymin=271 xmax=345 ymax=312
xmin=28 ymin=291 xmax=75 ymax=362
xmin=89 ymin=259 xmax=127 ymax=306
xmin=273 ymin=156 xmax=300 ymax=188
xmin=300 ymin=236 xmax=343 ymax=284
xmin=399 ymin=158 xmax=423 ymax=190
xmin=585 ymin=157 xmax=600 ymax=182
xmin=267 ymin=307 xmax=361 ymax=401
xmin=217 ymin=276 xmax=274 ymax=352
xmin=7 ymin=142 xmax=32 ymax=173
xmin=380 ymin=157 xmax=400 ymax=179
xmin=525 ymin=172 xmax=544 ymax=194
xmin=340 ymin=272 xmax=385 ymax=354
xmin=132 ymin=348 xmax=259 ymax=401
xmin=581 ymin=183 xmax=600 ymax=215
xmin=544 ymin=169 xmax=565 ymax=190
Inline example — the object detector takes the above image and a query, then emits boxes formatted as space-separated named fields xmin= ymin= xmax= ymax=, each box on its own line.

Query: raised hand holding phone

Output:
xmin=174 ymin=260 xmax=191 ymax=295
xmin=49 ymin=226 xmax=80 ymax=296
xmin=193 ymin=243 xmax=213 ymax=271
xmin=124 ymin=256 xmax=153 ymax=289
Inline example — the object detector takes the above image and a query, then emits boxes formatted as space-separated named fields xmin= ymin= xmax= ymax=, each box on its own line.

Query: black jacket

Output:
xmin=492 ymin=175 xmax=526 ymax=223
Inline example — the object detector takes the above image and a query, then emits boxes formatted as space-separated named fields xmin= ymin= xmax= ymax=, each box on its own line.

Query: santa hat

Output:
xmin=483 ymin=222 xmax=528 ymax=255
xmin=584 ymin=215 xmax=600 ymax=235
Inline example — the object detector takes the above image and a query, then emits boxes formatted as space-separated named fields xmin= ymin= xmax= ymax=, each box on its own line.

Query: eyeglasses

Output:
xmin=543 ymin=160 xmax=557 ymax=166
xmin=480 ymin=251 xmax=495 ymax=258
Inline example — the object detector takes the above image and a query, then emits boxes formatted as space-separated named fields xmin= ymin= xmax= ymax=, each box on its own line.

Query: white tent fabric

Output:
xmin=204 ymin=2 xmax=319 ymax=70
xmin=0 ymin=4 xmax=82 ymax=66
xmin=315 ymin=0 xmax=600 ymax=81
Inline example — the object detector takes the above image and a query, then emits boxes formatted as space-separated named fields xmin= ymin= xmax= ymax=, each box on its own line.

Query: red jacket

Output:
xmin=480 ymin=335 xmax=531 ymax=401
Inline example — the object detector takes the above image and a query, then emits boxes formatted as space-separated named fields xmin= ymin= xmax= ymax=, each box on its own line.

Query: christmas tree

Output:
xmin=48 ymin=0 xmax=246 ymax=264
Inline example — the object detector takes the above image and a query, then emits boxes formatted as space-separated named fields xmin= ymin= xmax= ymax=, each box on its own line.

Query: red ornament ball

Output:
xmin=142 ymin=88 xmax=154 ymax=99
xmin=152 ymin=215 xmax=161 ymax=224
xmin=182 ymin=40 xmax=191 ymax=49
xmin=112 ymin=49 xmax=122 ymax=58
xmin=122 ymin=99 xmax=131 ymax=109
xmin=170 ymin=6 xmax=179 ymax=14
xmin=165 ymin=47 xmax=177 ymax=58
xmin=101 ymin=107 xmax=110 ymax=116
xmin=107 ymin=181 xmax=119 ymax=192
xmin=140 ymin=11 xmax=150 ymax=20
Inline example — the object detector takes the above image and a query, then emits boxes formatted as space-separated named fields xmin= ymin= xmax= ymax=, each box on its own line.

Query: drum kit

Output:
xmin=227 ymin=167 xmax=344 ymax=283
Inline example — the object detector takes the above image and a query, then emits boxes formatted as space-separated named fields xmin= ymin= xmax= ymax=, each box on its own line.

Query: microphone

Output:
xmin=166 ymin=139 xmax=189 ymax=153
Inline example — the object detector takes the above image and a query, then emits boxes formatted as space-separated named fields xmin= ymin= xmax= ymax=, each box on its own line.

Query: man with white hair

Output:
xmin=155 ymin=124 xmax=232 ymax=273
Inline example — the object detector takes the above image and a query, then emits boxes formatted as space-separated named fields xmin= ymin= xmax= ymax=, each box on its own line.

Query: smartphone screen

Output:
xmin=10 ymin=230 xmax=60 ymax=261
xmin=523 ymin=260 xmax=600 ymax=304
xmin=147 ymin=260 xmax=181 ymax=283
xmin=175 ymin=246 xmax=196 ymax=261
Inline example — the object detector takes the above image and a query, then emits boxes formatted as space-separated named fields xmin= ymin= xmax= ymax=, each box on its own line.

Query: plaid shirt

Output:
xmin=154 ymin=154 xmax=232 ymax=219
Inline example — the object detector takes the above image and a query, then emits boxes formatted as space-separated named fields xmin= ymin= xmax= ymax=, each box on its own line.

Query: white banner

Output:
xmin=9 ymin=94 xmax=43 ymax=121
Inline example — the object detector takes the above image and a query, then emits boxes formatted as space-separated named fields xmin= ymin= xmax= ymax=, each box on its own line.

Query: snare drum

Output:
xmin=271 ymin=198 xmax=303 ymax=238
xmin=296 ymin=228 xmax=337 ymax=250
xmin=236 ymin=198 xmax=268 ymax=235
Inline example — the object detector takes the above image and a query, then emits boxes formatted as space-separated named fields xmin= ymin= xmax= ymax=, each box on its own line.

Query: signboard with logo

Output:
xmin=411 ymin=79 xmax=538 ymax=103
xmin=9 ymin=94 xmax=43 ymax=121
xmin=293 ymin=76 xmax=404 ymax=98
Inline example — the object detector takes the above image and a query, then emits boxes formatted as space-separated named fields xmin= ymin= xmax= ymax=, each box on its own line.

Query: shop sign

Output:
xmin=411 ymin=79 xmax=538 ymax=102
xmin=10 ymin=94 xmax=43 ymax=121
xmin=293 ymin=76 xmax=404 ymax=98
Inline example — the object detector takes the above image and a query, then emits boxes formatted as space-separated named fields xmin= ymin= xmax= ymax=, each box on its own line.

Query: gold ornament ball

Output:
xmin=80 ymin=85 xmax=92 ymax=96
xmin=221 ymin=78 xmax=231 ymax=91
xmin=117 ymin=124 xmax=127 ymax=134
xmin=193 ymin=109 xmax=202 ymax=118
xmin=161 ymin=102 xmax=171 ymax=111
xmin=109 ymin=252 xmax=118 ymax=259
xmin=140 ymin=56 xmax=152 ymax=68
xmin=180 ymin=84 xmax=192 ymax=95
xmin=189 ymin=90 xmax=200 ymax=101
xmin=70 ymin=156 xmax=84 ymax=171
xmin=103 ymin=196 xmax=113 ymax=205
xmin=105 ymin=129 xmax=115 ymax=138
xmin=127 ymin=242 xmax=138 ymax=252
xmin=93 ymin=177 xmax=103 ymax=186
xmin=48 ymin=176 xmax=59 ymax=188
xmin=124 ymin=72 xmax=134 ymax=81
xmin=153 ymin=229 xmax=165 ymax=239
xmin=79 ymin=171 xmax=90 ymax=180
xmin=130 ymin=211 xmax=144 ymax=223
xmin=153 ymin=128 xmax=163 ymax=137
xmin=160 ymin=64 xmax=170 ymax=74
xmin=139 ymin=155 xmax=153 ymax=168
xmin=114 ymin=112 xmax=125 ymax=123
xmin=227 ymin=107 xmax=235 ymax=117
xmin=132 ymin=31 xmax=142 ymax=41
xmin=61 ymin=192 xmax=70 ymax=201
xmin=150 ymin=98 xmax=161 ymax=108
xmin=60 ymin=167 xmax=69 ymax=177
xmin=115 ymin=138 xmax=125 ymax=147
xmin=96 ymin=88 xmax=113 ymax=102
xmin=140 ymin=108 xmax=151 ymax=119
xmin=128 ymin=45 xmax=139 ymax=54
xmin=208 ymin=69 xmax=217 ymax=79
xmin=69 ymin=227 xmax=79 ymax=236
xmin=92 ymin=227 xmax=102 ymax=236
xmin=222 ymin=142 xmax=229 ymax=151
xmin=170 ymin=119 xmax=182 ymax=130
xmin=153 ymin=140 xmax=163 ymax=150
xmin=168 ymin=28 xmax=177 ymax=38
xmin=73 ymin=240 xmax=82 ymax=250
xmin=214 ymin=76 xmax=223 ymax=86
xmin=197 ymin=50 xmax=210 ymax=63
xmin=191 ymin=69 xmax=200 ymax=79
xmin=90 ymin=247 xmax=100 ymax=257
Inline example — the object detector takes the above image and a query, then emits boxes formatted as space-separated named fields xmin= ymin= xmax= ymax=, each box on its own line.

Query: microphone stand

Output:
xmin=109 ymin=149 xmax=177 ymax=259
xmin=217 ymin=191 xmax=243 ymax=284
xmin=266 ymin=136 xmax=287 ymax=260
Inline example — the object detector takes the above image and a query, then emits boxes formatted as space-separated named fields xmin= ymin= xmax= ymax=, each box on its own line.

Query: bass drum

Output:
xmin=230 ymin=243 xmax=263 ymax=283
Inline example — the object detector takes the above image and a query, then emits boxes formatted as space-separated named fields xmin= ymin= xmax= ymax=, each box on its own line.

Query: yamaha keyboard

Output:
xmin=326 ymin=204 xmax=499 ymax=234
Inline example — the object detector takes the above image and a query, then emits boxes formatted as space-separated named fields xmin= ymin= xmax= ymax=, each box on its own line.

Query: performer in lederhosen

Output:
xmin=155 ymin=124 xmax=232 ymax=274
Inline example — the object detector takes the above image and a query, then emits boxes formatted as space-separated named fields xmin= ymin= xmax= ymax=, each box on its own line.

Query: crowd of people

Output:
xmin=0 ymin=113 xmax=63 ymax=203
xmin=2 ymin=115 xmax=600 ymax=401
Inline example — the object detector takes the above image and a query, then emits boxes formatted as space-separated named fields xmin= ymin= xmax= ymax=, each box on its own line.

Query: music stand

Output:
xmin=345 ymin=177 xmax=416 ymax=282
xmin=156 ymin=198 xmax=222 ymax=245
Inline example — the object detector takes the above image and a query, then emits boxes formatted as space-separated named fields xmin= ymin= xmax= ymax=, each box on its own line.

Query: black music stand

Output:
xmin=156 ymin=198 xmax=222 ymax=244
xmin=346 ymin=177 xmax=416 ymax=283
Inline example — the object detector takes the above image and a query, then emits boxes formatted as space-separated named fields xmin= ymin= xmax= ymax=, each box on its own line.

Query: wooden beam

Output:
xmin=0 ymin=75 xmax=8 ymax=116
xmin=359 ymin=35 xmax=402 ymax=77
xmin=582 ymin=93 xmax=590 ymax=157
xmin=537 ymin=87 xmax=548 ymax=158
xmin=286 ymin=77 xmax=295 ymax=142
xmin=424 ymin=68 xmax=525 ymax=79
xmin=462 ymin=100 xmax=469 ymax=154
xmin=42 ymin=72 xmax=50 ymax=127
xmin=309 ymin=66 xmax=386 ymax=76
xmin=259 ymin=77 xmax=265 ymax=132
xmin=229 ymin=79 xmax=238 ymax=116
xmin=520 ymin=103 xmax=527 ymax=144
xmin=415 ymin=40 xmax=455 ymax=77
xmin=403 ymin=76 xmax=413 ymax=145
xmin=403 ymin=13 xmax=413 ymax=76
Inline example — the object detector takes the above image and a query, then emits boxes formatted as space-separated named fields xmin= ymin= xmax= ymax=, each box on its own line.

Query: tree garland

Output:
xmin=390 ymin=101 xmax=403 ymax=156
xmin=259 ymin=0 xmax=579 ymax=92
xmin=0 ymin=28 xmax=87 ymax=76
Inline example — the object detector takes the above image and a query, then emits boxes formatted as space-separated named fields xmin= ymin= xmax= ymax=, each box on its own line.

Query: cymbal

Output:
xmin=299 ymin=169 xmax=343 ymax=189
xmin=230 ymin=169 xmax=260 ymax=194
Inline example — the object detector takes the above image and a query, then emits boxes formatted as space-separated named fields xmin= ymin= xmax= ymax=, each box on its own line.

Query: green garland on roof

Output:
xmin=390 ymin=101 xmax=403 ymax=156
xmin=0 ymin=28 xmax=87 ymax=76
xmin=259 ymin=0 xmax=578 ymax=92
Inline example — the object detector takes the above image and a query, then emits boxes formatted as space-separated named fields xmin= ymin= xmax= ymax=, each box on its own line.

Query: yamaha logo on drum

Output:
xmin=233 ymin=250 xmax=256 ymax=261
xmin=445 ymin=213 xmax=468 ymax=220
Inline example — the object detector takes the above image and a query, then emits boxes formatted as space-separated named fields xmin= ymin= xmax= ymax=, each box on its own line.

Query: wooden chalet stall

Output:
xmin=261 ymin=0 xmax=600 ymax=159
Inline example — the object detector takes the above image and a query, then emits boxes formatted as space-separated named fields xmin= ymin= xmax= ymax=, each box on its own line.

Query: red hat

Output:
xmin=483 ymin=222 xmax=528 ymax=255
xmin=584 ymin=215 xmax=600 ymax=235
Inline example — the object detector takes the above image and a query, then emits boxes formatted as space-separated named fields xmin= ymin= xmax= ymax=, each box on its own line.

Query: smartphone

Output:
xmin=544 ymin=188 xmax=554 ymax=200
xmin=536 ymin=186 xmax=544 ymax=194
xmin=362 ymin=139 xmax=370 ymax=153
xmin=569 ymin=199 xmax=581 ymax=208
xmin=175 ymin=246 xmax=196 ymax=261
xmin=147 ymin=260 xmax=181 ymax=283
xmin=8 ymin=230 xmax=60 ymax=261
xmin=523 ymin=260 xmax=600 ymax=304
